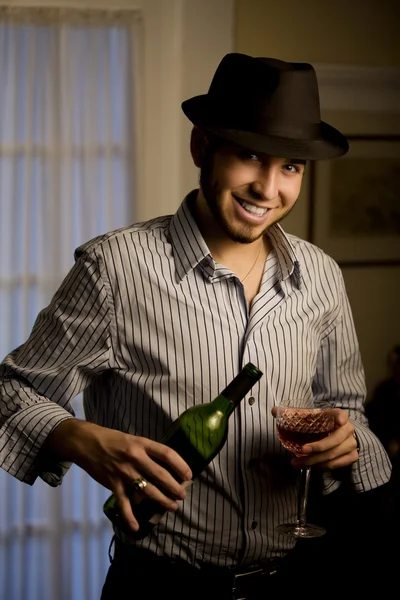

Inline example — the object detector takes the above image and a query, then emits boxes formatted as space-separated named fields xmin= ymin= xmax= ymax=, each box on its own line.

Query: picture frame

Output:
xmin=308 ymin=135 xmax=400 ymax=266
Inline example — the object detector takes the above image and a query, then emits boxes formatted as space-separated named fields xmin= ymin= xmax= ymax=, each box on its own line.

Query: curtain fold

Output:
xmin=0 ymin=8 xmax=140 ymax=600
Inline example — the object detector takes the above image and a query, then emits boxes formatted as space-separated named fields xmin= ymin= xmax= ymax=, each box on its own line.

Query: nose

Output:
xmin=251 ymin=167 xmax=278 ymax=201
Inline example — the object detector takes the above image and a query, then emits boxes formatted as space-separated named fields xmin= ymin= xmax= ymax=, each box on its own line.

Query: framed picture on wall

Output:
xmin=308 ymin=135 xmax=400 ymax=266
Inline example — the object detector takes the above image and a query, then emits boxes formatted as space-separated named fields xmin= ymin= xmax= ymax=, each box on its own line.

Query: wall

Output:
xmin=235 ymin=0 xmax=400 ymax=66
xmin=235 ymin=0 xmax=400 ymax=397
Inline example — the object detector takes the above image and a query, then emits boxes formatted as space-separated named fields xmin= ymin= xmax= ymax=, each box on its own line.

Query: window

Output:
xmin=0 ymin=8 xmax=139 ymax=600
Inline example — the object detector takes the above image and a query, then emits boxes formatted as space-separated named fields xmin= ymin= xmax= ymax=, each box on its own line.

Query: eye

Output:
xmin=239 ymin=151 xmax=261 ymax=163
xmin=284 ymin=163 xmax=301 ymax=173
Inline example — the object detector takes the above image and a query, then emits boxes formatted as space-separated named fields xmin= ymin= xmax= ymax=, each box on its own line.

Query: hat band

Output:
xmin=208 ymin=117 xmax=321 ymax=141
xmin=203 ymin=105 xmax=321 ymax=141
xmin=249 ymin=119 xmax=321 ymax=140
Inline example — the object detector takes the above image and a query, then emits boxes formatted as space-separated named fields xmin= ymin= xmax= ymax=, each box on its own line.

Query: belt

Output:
xmin=111 ymin=539 xmax=289 ymax=600
xmin=226 ymin=562 xmax=285 ymax=600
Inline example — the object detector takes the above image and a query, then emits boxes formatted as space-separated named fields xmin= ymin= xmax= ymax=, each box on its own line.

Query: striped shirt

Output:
xmin=0 ymin=190 xmax=391 ymax=567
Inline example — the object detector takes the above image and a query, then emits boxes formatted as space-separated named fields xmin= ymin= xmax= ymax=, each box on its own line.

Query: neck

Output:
xmin=212 ymin=237 xmax=268 ymax=276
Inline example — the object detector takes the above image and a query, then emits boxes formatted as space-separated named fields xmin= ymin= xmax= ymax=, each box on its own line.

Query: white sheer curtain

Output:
xmin=0 ymin=7 xmax=140 ymax=600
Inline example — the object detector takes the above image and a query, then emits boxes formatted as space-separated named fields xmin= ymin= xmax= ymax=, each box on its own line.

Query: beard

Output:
xmin=199 ymin=152 xmax=293 ymax=244
xmin=199 ymin=153 xmax=258 ymax=244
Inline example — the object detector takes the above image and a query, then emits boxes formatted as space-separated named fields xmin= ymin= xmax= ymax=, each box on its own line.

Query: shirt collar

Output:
xmin=169 ymin=190 xmax=212 ymax=282
xmin=169 ymin=190 xmax=302 ymax=287
xmin=266 ymin=223 xmax=302 ymax=288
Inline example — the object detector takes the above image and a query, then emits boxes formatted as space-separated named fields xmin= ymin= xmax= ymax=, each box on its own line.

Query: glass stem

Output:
xmin=297 ymin=467 xmax=311 ymax=528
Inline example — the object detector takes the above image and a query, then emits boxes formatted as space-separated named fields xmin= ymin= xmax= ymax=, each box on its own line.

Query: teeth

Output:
xmin=239 ymin=198 xmax=268 ymax=216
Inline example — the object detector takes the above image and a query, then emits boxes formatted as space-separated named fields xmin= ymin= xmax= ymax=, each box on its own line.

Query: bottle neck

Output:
xmin=210 ymin=393 xmax=238 ymax=417
xmin=209 ymin=363 xmax=262 ymax=416
xmin=211 ymin=372 xmax=257 ymax=415
xmin=221 ymin=374 xmax=255 ymax=408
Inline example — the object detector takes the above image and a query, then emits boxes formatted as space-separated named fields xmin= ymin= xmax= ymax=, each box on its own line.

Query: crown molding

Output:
xmin=314 ymin=64 xmax=400 ymax=112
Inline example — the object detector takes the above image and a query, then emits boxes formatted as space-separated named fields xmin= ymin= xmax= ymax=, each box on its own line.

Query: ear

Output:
xmin=190 ymin=127 xmax=208 ymax=168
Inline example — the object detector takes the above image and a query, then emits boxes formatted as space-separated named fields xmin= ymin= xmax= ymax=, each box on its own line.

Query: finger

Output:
xmin=295 ymin=447 xmax=360 ymax=470
xmin=147 ymin=441 xmax=192 ymax=481
xmin=331 ymin=407 xmax=349 ymax=427
xmin=139 ymin=453 xmax=190 ymax=501
xmin=124 ymin=437 xmax=192 ymax=497
xmin=292 ymin=434 xmax=359 ymax=468
xmin=128 ymin=478 xmax=181 ymax=510
xmin=319 ymin=448 xmax=359 ymax=469
xmin=128 ymin=438 xmax=192 ymax=500
xmin=114 ymin=478 xmax=180 ymax=534
xmin=113 ymin=482 xmax=140 ymax=533
xmin=300 ymin=420 xmax=354 ymax=454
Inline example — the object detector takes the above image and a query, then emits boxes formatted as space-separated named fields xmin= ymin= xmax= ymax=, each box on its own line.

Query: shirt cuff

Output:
xmin=322 ymin=422 xmax=392 ymax=494
xmin=0 ymin=403 xmax=75 ymax=485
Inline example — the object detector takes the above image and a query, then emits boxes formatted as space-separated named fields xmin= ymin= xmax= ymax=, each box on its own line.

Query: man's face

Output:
xmin=198 ymin=141 xmax=306 ymax=244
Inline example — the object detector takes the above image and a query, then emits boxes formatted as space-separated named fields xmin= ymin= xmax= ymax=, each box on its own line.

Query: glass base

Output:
xmin=276 ymin=522 xmax=326 ymax=539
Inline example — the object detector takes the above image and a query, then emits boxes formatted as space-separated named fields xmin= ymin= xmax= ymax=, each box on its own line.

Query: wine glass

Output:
xmin=275 ymin=403 xmax=336 ymax=538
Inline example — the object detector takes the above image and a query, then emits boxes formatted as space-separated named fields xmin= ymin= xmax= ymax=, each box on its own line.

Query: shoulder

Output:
xmin=286 ymin=233 xmax=343 ymax=288
xmin=73 ymin=214 xmax=173 ymax=261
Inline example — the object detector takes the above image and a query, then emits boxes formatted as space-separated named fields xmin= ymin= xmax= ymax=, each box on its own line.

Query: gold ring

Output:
xmin=131 ymin=476 xmax=148 ymax=492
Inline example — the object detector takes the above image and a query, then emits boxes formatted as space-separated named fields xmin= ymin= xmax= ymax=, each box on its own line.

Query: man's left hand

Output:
xmin=271 ymin=407 xmax=359 ymax=470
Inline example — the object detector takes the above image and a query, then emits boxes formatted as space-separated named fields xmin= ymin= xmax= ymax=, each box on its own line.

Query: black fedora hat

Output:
xmin=182 ymin=53 xmax=348 ymax=160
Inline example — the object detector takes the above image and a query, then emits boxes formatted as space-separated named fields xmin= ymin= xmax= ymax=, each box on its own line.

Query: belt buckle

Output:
xmin=232 ymin=567 xmax=264 ymax=600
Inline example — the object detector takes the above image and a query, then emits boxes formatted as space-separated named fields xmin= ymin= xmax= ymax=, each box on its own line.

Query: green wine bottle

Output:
xmin=103 ymin=362 xmax=263 ymax=539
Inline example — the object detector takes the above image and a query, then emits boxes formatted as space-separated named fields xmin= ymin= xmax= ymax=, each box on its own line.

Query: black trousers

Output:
xmin=100 ymin=544 xmax=293 ymax=600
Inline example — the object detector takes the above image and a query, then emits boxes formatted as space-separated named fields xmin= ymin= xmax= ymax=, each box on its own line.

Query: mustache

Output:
xmin=233 ymin=187 xmax=272 ymax=203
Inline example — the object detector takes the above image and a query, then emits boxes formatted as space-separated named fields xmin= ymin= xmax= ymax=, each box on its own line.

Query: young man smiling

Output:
xmin=0 ymin=53 xmax=391 ymax=598
xmin=191 ymin=127 xmax=307 ymax=304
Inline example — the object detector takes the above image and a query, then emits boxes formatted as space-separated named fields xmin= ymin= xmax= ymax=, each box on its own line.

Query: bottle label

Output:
xmin=148 ymin=479 xmax=193 ymax=525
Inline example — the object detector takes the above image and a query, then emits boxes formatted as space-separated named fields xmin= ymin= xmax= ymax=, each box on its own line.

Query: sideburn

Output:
xmin=199 ymin=149 xmax=222 ymax=223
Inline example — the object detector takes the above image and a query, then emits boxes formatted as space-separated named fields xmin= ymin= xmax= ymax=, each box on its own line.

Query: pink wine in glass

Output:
xmin=277 ymin=408 xmax=335 ymax=456
xmin=275 ymin=405 xmax=336 ymax=538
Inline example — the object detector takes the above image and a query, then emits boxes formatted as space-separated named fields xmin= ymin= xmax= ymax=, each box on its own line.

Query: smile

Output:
xmin=233 ymin=196 xmax=269 ymax=216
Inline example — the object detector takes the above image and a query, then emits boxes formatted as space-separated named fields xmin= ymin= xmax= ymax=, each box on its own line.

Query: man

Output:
xmin=0 ymin=54 xmax=392 ymax=598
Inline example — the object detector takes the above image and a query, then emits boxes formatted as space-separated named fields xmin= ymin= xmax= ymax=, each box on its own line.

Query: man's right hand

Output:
xmin=41 ymin=418 xmax=192 ymax=533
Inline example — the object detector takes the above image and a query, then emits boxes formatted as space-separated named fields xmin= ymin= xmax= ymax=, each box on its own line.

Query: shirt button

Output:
xmin=248 ymin=396 xmax=256 ymax=406
xmin=251 ymin=521 xmax=257 ymax=530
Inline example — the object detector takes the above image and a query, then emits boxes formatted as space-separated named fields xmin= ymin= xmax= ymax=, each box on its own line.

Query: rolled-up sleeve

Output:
xmin=0 ymin=248 xmax=112 ymax=486
xmin=312 ymin=268 xmax=392 ymax=493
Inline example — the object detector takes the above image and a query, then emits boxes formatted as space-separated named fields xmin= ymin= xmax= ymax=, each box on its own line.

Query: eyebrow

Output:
xmin=288 ymin=158 xmax=307 ymax=165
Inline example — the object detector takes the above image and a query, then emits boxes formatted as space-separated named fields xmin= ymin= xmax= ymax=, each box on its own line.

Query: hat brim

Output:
xmin=182 ymin=96 xmax=348 ymax=160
